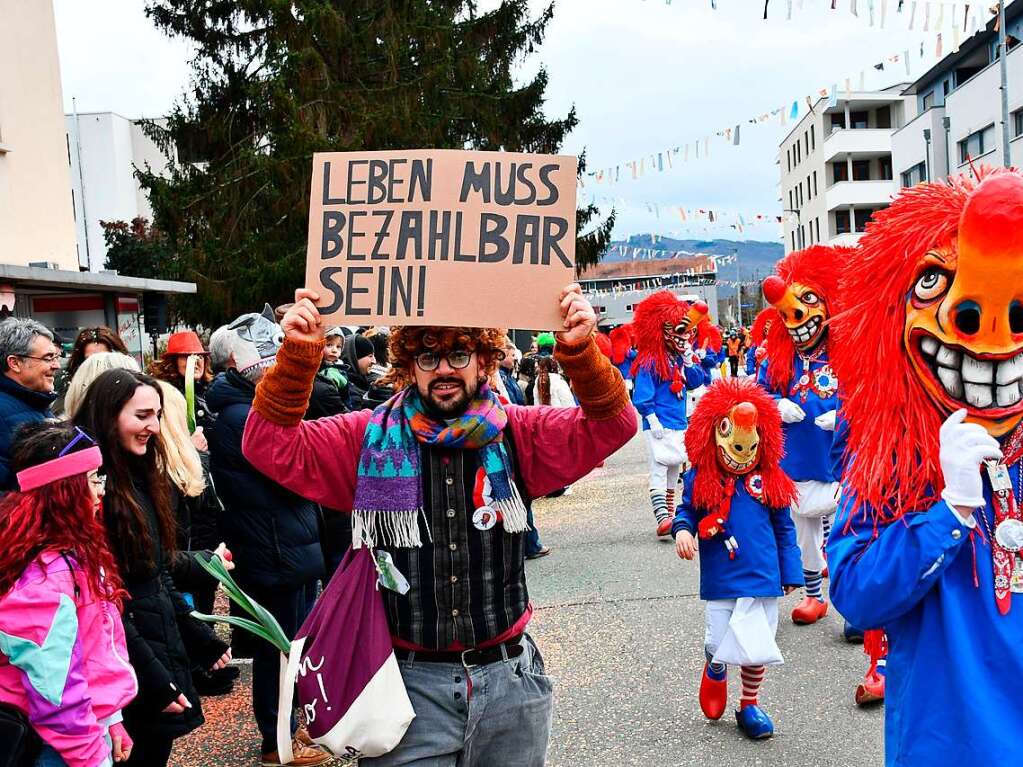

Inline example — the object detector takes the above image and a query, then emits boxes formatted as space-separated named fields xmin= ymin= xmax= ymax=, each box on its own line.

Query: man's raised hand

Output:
xmin=282 ymin=289 xmax=325 ymax=344
xmin=556 ymin=283 xmax=597 ymax=346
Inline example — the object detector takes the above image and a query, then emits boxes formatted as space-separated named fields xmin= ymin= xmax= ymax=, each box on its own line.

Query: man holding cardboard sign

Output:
xmin=241 ymin=275 xmax=636 ymax=764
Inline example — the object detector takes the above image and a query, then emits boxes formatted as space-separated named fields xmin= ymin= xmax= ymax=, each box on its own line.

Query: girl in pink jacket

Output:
xmin=0 ymin=422 xmax=137 ymax=766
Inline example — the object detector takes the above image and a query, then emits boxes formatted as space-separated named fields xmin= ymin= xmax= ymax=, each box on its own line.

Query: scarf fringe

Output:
xmin=495 ymin=483 xmax=529 ymax=534
xmin=353 ymin=509 xmax=426 ymax=549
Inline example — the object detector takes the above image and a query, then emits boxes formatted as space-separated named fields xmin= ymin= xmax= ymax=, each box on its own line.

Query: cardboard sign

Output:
xmin=305 ymin=149 xmax=577 ymax=328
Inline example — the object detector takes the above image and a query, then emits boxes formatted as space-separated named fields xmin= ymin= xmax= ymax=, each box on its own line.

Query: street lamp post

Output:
xmin=783 ymin=208 xmax=802 ymax=251
xmin=1000 ymin=0 xmax=1012 ymax=167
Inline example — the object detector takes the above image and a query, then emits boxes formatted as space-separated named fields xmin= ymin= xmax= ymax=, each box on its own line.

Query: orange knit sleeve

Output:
xmin=252 ymin=338 xmax=324 ymax=426
xmin=554 ymin=335 xmax=630 ymax=420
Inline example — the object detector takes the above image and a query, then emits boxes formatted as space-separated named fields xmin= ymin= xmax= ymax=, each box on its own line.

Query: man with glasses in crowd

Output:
xmin=0 ymin=318 xmax=60 ymax=489
xmin=242 ymin=283 xmax=637 ymax=766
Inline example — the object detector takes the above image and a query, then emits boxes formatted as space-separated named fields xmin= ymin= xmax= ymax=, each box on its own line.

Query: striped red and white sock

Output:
xmin=665 ymin=488 xmax=676 ymax=517
xmin=739 ymin=665 xmax=766 ymax=709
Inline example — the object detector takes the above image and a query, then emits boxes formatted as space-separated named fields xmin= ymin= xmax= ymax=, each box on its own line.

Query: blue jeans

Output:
xmin=525 ymin=506 xmax=544 ymax=557
xmin=362 ymin=634 xmax=554 ymax=767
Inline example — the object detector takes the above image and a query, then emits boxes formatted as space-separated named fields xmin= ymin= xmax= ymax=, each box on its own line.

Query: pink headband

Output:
xmin=17 ymin=446 xmax=103 ymax=492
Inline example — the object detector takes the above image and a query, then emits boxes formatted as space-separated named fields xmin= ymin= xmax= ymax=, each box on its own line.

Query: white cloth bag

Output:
xmin=791 ymin=479 xmax=840 ymax=519
xmin=711 ymin=598 xmax=784 ymax=667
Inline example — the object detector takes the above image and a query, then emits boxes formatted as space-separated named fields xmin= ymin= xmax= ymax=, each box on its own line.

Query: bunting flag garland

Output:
xmin=587 ymin=0 xmax=999 ymax=188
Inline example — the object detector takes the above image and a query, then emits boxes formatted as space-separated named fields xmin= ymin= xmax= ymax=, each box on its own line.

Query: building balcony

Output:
xmin=823 ymin=128 xmax=895 ymax=161
xmin=825 ymin=179 xmax=895 ymax=210
xmin=828 ymin=232 xmax=863 ymax=247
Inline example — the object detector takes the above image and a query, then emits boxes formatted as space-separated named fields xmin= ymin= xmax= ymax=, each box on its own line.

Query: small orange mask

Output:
xmin=663 ymin=301 xmax=708 ymax=355
xmin=762 ymin=276 xmax=827 ymax=352
xmin=715 ymin=402 xmax=760 ymax=474
xmin=904 ymin=173 xmax=1023 ymax=437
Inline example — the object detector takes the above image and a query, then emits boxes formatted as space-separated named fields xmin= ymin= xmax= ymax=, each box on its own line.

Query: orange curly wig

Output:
xmin=630 ymin=291 xmax=690 ymax=380
xmin=684 ymin=378 xmax=796 ymax=513
xmin=830 ymin=171 xmax=999 ymax=523
xmin=762 ymin=245 xmax=851 ymax=392
xmin=751 ymin=307 xmax=778 ymax=347
xmin=385 ymin=326 xmax=507 ymax=389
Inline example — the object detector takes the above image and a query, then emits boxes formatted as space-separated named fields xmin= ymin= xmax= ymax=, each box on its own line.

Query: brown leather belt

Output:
xmin=394 ymin=636 xmax=524 ymax=667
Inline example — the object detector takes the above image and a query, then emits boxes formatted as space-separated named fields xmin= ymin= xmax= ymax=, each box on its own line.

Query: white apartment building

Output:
xmin=66 ymin=112 xmax=177 ymax=272
xmin=893 ymin=5 xmax=1023 ymax=184
xmin=0 ymin=0 xmax=78 ymax=270
xmin=778 ymin=85 xmax=910 ymax=254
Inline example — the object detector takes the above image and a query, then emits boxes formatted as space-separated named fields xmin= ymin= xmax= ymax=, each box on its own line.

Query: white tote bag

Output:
xmin=791 ymin=479 xmax=840 ymax=519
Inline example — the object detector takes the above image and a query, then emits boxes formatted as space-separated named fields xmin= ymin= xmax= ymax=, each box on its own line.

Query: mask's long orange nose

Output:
xmin=762 ymin=276 xmax=801 ymax=321
xmin=732 ymin=402 xmax=758 ymax=430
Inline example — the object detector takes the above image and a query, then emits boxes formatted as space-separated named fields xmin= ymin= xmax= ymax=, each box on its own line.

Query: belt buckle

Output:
xmin=460 ymin=648 xmax=479 ymax=669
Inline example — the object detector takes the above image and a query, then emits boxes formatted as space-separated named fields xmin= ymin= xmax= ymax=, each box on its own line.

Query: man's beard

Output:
xmin=421 ymin=377 xmax=478 ymax=418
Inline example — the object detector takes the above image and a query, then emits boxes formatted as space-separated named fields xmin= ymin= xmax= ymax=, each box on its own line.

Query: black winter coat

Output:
xmin=206 ymin=370 xmax=325 ymax=591
xmin=118 ymin=478 xmax=227 ymax=739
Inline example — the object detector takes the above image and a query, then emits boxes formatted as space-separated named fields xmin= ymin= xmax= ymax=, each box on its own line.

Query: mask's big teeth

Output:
xmin=962 ymin=355 xmax=994 ymax=384
xmin=937 ymin=367 xmax=964 ymax=399
xmin=965 ymin=383 xmax=994 ymax=408
xmin=921 ymin=336 xmax=939 ymax=356
xmin=936 ymin=345 xmax=960 ymax=367
xmin=997 ymin=382 xmax=1023 ymax=407
xmin=996 ymin=351 xmax=1023 ymax=385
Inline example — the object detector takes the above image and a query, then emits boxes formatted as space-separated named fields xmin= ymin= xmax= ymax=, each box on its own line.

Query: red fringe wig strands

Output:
xmin=762 ymin=245 xmax=851 ymax=392
xmin=609 ymin=325 xmax=634 ymax=366
xmin=751 ymin=307 xmax=778 ymax=347
xmin=630 ymin=291 xmax=691 ymax=381
xmin=696 ymin=319 xmax=722 ymax=354
xmin=684 ymin=377 xmax=796 ymax=513
xmin=829 ymin=171 xmax=995 ymax=523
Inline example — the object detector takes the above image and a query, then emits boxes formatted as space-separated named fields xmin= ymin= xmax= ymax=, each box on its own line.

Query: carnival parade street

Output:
xmin=170 ymin=427 xmax=882 ymax=767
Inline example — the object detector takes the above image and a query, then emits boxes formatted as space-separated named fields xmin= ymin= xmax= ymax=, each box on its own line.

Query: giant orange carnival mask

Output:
xmin=762 ymin=275 xmax=827 ymax=352
xmin=831 ymin=169 xmax=1023 ymax=522
xmin=904 ymin=173 xmax=1023 ymax=437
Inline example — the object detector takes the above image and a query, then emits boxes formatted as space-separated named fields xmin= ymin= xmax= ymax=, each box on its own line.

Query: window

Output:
xmin=804 ymin=131 xmax=809 ymax=155
xmin=833 ymin=162 xmax=849 ymax=183
xmin=879 ymin=157 xmax=893 ymax=181
xmin=787 ymin=148 xmax=792 ymax=172
xmin=806 ymin=175 xmax=812 ymax=200
xmin=830 ymin=113 xmax=846 ymax=130
xmin=813 ymin=171 xmax=818 ymax=196
xmin=66 ymin=134 xmax=72 ymax=166
xmin=789 ymin=189 xmax=794 ymax=209
xmin=958 ymin=124 xmax=996 ymax=164
xmin=901 ymin=162 xmax=927 ymax=187
xmin=922 ymin=91 xmax=935 ymax=111
xmin=811 ymin=125 xmax=816 ymax=150
xmin=854 ymin=208 xmax=874 ymax=232
xmin=852 ymin=160 xmax=870 ymax=181
xmin=791 ymin=232 xmax=797 ymax=251
xmin=943 ymin=79 xmax=951 ymax=96
xmin=815 ymin=218 xmax=821 ymax=243
xmin=876 ymin=106 xmax=892 ymax=130
xmin=71 ymin=189 xmax=76 ymax=221
xmin=835 ymin=210 xmax=851 ymax=234
xmin=801 ymin=225 xmax=806 ymax=246
xmin=850 ymin=111 xmax=869 ymax=129
xmin=1014 ymin=108 xmax=1023 ymax=138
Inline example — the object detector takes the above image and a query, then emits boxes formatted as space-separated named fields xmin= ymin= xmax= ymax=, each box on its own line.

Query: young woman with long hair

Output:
xmin=0 ymin=421 xmax=136 ymax=766
xmin=61 ymin=351 xmax=140 ymax=420
xmin=73 ymin=369 xmax=230 ymax=767
xmin=53 ymin=327 xmax=130 ymax=415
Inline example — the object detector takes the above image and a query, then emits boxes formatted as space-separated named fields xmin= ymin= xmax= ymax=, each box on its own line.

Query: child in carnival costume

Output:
xmin=757 ymin=245 xmax=849 ymax=625
xmin=673 ymin=378 xmax=802 ymax=739
xmin=746 ymin=308 xmax=777 ymax=378
xmin=696 ymin=319 xmax=724 ymax=383
xmin=631 ymin=292 xmax=708 ymax=537
xmin=828 ymin=169 xmax=1023 ymax=765
xmin=610 ymin=325 xmax=637 ymax=394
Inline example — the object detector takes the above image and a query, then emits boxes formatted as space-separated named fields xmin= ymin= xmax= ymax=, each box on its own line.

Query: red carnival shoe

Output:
xmin=656 ymin=517 xmax=673 ymax=537
xmin=791 ymin=597 xmax=829 ymax=625
xmin=855 ymin=668 xmax=885 ymax=706
xmin=699 ymin=663 xmax=728 ymax=720
xmin=822 ymin=565 xmax=829 ymax=579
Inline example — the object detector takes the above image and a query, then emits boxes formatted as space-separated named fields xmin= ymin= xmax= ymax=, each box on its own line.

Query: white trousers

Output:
xmin=704 ymin=598 xmax=780 ymax=664
xmin=644 ymin=430 xmax=685 ymax=491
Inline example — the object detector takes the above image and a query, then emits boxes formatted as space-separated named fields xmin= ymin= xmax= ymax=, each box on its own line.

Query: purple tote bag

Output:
xmin=277 ymin=546 xmax=415 ymax=761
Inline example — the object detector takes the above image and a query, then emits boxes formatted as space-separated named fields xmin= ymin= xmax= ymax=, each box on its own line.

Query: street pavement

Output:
xmin=171 ymin=427 xmax=884 ymax=766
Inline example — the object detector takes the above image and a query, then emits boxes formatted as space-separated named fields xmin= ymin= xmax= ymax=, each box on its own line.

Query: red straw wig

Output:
xmin=684 ymin=378 xmax=796 ymax=513
xmin=696 ymin=319 xmax=722 ymax=353
xmin=609 ymin=325 xmax=634 ymax=365
xmin=763 ymin=245 xmax=851 ymax=391
xmin=631 ymin=291 xmax=689 ymax=380
xmin=751 ymin=307 xmax=778 ymax=346
xmin=830 ymin=171 xmax=997 ymax=522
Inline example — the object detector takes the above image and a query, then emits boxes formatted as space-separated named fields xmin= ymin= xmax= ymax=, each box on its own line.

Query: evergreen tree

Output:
xmin=141 ymin=0 xmax=613 ymax=326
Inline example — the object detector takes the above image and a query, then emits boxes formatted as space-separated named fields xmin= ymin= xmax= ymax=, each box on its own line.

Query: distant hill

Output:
xmin=597 ymin=236 xmax=785 ymax=298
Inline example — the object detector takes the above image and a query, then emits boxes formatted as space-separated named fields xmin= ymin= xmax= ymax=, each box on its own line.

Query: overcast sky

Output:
xmin=53 ymin=0 xmax=975 ymax=243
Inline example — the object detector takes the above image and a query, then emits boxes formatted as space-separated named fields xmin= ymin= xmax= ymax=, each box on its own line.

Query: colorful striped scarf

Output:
xmin=352 ymin=382 xmax=527 ymax=548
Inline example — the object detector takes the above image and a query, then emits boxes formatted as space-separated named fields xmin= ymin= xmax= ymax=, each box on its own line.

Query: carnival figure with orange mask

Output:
xmin=609 ymin=324 xmax=637 ymax=393
xmin=631 ymin=292 xmax=708 ymax=536
xmin=757 ymin=245 xmax=847 ymax=626
xmin=827 ymin=169 xmax=1023 ymax=766
xmin=746 ymin=308 xmax=776 ymax=376
xmin=672 ymin=378 xmax=802 ymax=740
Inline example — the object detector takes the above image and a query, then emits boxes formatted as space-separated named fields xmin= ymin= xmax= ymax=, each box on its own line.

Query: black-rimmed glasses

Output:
xmin=414 ymin=350 xmax=473 ymax=372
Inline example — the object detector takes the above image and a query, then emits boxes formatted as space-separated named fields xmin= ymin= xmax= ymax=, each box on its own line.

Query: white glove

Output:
xmin=939 ymin=409 xmax=1002 ymax=509
xmin=647 ymin=413 xmax=665 ymax=439
xmin=814 ymin=410 xmax=837 ymax=432
xmin=696 ymin=348 xmax=707 ymax=360
xmin=777 ymin=398 xmax=806 ymax=424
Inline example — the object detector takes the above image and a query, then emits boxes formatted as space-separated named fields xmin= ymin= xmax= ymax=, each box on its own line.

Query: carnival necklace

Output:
xmin=980 ymin=420 xmax=1023 ymax=614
